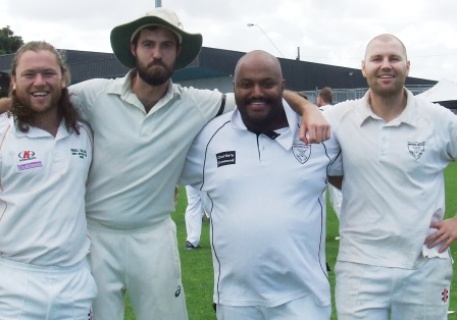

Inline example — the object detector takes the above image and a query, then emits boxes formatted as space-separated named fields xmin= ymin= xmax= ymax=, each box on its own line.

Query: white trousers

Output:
xmin=0 ymin=257 xmax=97 ymax=320
xmin=216 ymin=294 xmax=331 ymax=320
xmin=88 ymin=218 xmax=188 ymax=320
xmin=335 ymin=258 xmax=453 ymax=320
xmin=185 ymin=185 xmax=205 ymax=246
xmin=327 ymin=183 xmax=342 ymax=218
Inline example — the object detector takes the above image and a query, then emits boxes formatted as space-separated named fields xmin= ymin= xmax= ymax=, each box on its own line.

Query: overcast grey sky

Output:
xmin=2 ymin=0 xmax=456 ymax=82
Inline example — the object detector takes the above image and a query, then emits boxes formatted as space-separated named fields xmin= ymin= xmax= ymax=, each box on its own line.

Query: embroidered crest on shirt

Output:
xmin=407 ymin=141 xmax=425 ymax=160
xmin=71 ymin=148 xmax=88 ymax=159
xmin=292 ymin=144 xmax=311 ymax=164
xmin=216 ymin=151 xmax=236 ymax=167
xmin=17 ymin=150 xmax=43 ymax=171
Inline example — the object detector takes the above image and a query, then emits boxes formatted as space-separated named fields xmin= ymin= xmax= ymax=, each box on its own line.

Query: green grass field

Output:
xmin=124 ymin=163 xmax=457 ymax=319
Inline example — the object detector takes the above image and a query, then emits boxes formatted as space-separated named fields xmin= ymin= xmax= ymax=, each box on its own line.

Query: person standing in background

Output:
xmin=317 ymin=86 xmax=342 ymax=240
xmin=184 ymin=185 xmax=210 ymax=250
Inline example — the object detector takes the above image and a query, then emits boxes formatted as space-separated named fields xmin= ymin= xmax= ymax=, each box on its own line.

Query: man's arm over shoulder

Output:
xmin=180 ymin=86 xmax=235 ymax=122
xmin=0 ymin=97 xmax=11 ymax=114
xmin=283 ymin=90 xmax=330 ymax=144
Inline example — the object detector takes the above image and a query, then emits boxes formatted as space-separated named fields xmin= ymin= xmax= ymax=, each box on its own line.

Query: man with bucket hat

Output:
xmin=69 ymin=7 xmax=329 ymax=320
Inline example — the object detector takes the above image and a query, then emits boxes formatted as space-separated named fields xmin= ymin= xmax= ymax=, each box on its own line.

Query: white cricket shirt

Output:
xmin=70 ymin=71 xmax=231 ymax=229
xmin=181 ymin=101 xmax=341 ymax=307
xmin=323 ymin=89 xmax=457 ymax=269
xmin=0 ymin=115 xmax=93 ymax=267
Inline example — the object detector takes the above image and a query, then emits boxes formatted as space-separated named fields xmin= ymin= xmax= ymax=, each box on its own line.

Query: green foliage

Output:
xmin=0 ymin=25 xmax=24 ymax=55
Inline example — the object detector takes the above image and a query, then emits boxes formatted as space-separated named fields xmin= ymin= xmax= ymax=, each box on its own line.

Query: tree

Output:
xmin=0 ymin=25 xmax=24 ymax=55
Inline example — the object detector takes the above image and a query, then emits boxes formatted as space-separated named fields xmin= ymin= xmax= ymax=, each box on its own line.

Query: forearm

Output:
xmin=283 ymin=90 xmax=316 ymax=115
xmin=283 ymin=90 xmax=330 ymax=143
xmin=0 ymin=97 xmax=12 ymax=113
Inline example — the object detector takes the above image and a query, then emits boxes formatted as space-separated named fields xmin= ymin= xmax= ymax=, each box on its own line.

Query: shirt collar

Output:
xmin=231 ymin=99 xmax=299 ymax=150
xmin=106 ymin=69 xmax=180 ymax=112
xmin=357 ymin=88 xmax=417 ymax=127
xmin=10 ymin=115 xmax=69 ymax=139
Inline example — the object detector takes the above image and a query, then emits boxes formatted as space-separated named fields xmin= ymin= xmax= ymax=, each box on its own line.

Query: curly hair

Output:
xmin=8 ymin=41 xmax=79 ymax=134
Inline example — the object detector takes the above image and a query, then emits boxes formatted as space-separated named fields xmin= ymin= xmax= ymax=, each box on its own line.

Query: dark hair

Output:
xmin=318 ymin=86 xmax=333 ymax=105
xmin=8 ymin=41 xmax=79 ymax=133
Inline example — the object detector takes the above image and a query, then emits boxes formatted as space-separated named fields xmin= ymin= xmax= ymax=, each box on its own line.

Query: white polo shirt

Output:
xmin=70 ymin=71 xmax=232 ymax=229
xmin=181 ymin=101 xmax=341 ymax=307
xmin=0 ymin=114 xmax=93 ymax=267
xmin=323 ymin=89 xmax=457 ymax=269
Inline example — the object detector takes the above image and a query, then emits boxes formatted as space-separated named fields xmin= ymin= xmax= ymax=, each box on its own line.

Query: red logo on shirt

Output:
xmin=442 ymin=288 xmax=449 ymax=303
xmin=18 ymin=150 xmax=36 ymax=161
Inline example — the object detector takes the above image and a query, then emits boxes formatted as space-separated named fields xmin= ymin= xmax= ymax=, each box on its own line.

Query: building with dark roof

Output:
xmin=0 ymin=46 xmax=436 ymax=102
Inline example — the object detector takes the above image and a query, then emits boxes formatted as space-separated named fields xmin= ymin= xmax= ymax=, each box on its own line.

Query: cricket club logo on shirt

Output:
xmin=292 ymin=144 xmax=311 ymax=164
xmin=408 ymin=141 xmax=425 ymax=160
xmin=18 ymin=150 xmax=36 ymax=161
xmin=17 ymin=150 xmax=43 ymax=171
xmin=71 ymin=148 xmax=88 ymax=159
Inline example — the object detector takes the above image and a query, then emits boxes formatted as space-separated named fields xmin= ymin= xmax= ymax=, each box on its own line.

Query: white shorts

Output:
xmin=0 ymin=257 xmax=97 ymax=320
xmin=216 ymin=294 xmax=331 ymax=320
xmin=335 ymin=258 xmax=453 ymax=320
xmin=88 ymin=218 xmax=188 ymax=320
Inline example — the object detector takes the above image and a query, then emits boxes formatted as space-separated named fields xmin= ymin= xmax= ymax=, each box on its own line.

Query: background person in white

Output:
xmin=181 ymin=50 xmax=341 ymax=320
xmin=323 ymin=34 xmax=457 ymax=319
xmin=0 ymin=41 xmax=96 ymax=319
xmin=316 ymin=86 xmax=342 ymax=239
xmin=68 ymin=8 xmax=331 ymax=320
xmin=184 ymin=185 xmax=210 ymax=250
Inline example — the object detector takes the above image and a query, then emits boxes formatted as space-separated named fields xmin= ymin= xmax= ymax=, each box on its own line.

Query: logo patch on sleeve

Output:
xmin=216 ymin=151 xmax=236 ymax=167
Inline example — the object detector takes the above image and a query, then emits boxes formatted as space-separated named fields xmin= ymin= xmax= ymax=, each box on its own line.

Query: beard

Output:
xmin=9 ymin=88 xmax=63 ymax=132
xmin=136 ymin=59 xmax=175 ymax=86
xmin=236 ymin=96 xmax=285 ymax=131
xmin=367 ymin=74 xmax=407 ymax=98
xmin=12 ymin=87 xmax=61 ymax=116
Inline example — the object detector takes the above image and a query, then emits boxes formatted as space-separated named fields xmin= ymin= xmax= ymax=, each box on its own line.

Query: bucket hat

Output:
xmin=110 ymin=8 xmax=202 ymax=69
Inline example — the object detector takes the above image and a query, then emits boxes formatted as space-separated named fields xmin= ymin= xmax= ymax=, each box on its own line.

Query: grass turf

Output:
xmin=124 ymin=163 xmax=457 ymax=319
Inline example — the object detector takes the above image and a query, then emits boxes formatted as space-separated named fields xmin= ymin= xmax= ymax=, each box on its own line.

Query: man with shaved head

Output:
xmin=181 ymin=50 xmax=341 ymax=320
xmin=323 ymin=34 xmax=457 ymax=319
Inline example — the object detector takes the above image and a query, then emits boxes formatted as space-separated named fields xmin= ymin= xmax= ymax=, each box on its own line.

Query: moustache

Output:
xmin=147 ymin=60 xmax=167 ymax=69
xmin=246 ymin=97 xmax=270 ymax=105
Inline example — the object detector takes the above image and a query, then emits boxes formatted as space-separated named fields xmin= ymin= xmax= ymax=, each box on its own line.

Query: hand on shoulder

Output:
xmin=0 ymin=97 xmax=11 ymax=113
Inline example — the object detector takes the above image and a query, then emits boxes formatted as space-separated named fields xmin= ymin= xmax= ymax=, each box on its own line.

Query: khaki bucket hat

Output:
xmin=110 ymin=8 xmax=203 ymax=69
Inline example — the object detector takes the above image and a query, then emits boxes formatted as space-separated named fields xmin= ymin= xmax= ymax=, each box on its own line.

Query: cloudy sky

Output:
xmin=2 ymin=0 xmax=457 ymax=82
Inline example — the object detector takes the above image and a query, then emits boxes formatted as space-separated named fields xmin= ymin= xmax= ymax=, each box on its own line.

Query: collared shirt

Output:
xmin=70 ymin=70 xmax=231 ymax=229
xmin=0 ymin=115 xmax=92 ymax=266
xmin=323 ymin=89 xmax=457 ymax=268
xmin=181 ymin=101 xmax=341 ymax=307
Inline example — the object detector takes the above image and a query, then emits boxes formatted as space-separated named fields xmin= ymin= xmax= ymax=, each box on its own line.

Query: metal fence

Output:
xmin=301 ymin=84 xmax=435 ymax=104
